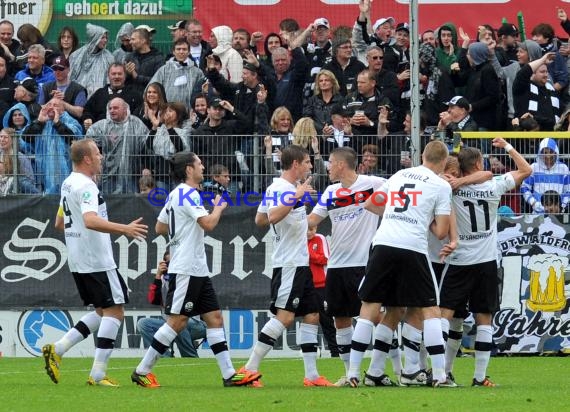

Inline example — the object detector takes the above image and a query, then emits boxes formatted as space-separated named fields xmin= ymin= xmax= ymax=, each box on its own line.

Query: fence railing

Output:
xmin=2 ymin=132 xmax=568 ymax=216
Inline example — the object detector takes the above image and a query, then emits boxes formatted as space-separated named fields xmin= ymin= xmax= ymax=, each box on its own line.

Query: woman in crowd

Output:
xmin=291 ymin=117 xmax=327 ymax=191
xmin=142 ymin=102 xmax=191 ymax=189
xmin=134 ymin=82 xmax=168 ymax=130
xmin=262 ymin=106 xmax=294 ymax=174
xmin=190 ymin=93 xmax=208 ymax=130
xmin=56 ymin=26 xmax=79 ymax=60
xmin=303 ymin=69 xmax=344 ymax=135
xmin=69 ymin=23 xmax=114 ymax=98
xmin=3 ymin=103 xmax=32 ymax=153
xmin=16 ymin=23 xmax=57 ymax=66
xmin=0 ymin=127 xmax=38 ymax=194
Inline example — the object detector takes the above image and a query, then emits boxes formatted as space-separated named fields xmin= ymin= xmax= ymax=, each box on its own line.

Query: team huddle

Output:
xmin=41 ymin=136 xmax=531 ymax=388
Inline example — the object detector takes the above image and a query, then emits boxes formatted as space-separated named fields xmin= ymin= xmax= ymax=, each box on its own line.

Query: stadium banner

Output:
xmin=1 ymin=0 xmax=567 ymax=51
xmin=0 ymin=309 xmax=330 ymax=358
xmin=495 ymin=214 xmax=570 ymax=354
xmin=0 ymin=197 xmax=569 ymax=356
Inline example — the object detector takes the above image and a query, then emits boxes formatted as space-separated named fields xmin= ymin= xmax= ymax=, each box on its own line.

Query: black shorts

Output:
xmin=270 ymin=266 xmax=319 ymax=316
xmin=431 ymin=262 xmax=446 ymax=285
xmin=359 ymin=245 xmax=438 ymax=308
xmin=325 ymin=267 xmax=365 ymax=317
xmin=72 ymin=269 xmax=129 ymax=308
xmin=165 ymin=275 xmax=220 ymax=317
xmin=439 ymin=260 xmax=499 ymax=314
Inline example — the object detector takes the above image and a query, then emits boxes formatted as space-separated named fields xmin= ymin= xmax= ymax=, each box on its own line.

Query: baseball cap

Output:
xmin=208 ymin=97 xmax=223 ymax=108
xmin=168 ymin=20 xmax=187 ymax=31
xmin=330 ymin=104 xmax=350 ymax=118
xmin=17 ymin=77 xmax=38 ymax=94
xmin=51 ymin=55 xmax=69 ymax=69
xmin=373 ymin=17 xmax=395 ymax=32
xmin=396 ymin=22 xmax=410 ymax=33
xmin=242 ymin=62 xmax=258 ymax=73
xmin=445 ymin=96 xmax=470 ymax=110
xmin=314 ymin=18 xmax=330 ymax=29
xmin=136 ymin=24 xmax=156 ymax=34
xmin=497 ymin=23 xmax=518 ymax=37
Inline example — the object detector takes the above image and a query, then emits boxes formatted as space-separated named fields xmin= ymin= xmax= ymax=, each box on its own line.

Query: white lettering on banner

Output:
xmin=1 ymin=216 xmax=274 ymax=283
xmin=233 ymin=0 xmax=279 ymax=4
xmin=261 ymin=230 xmax=273 ymax=278
xmin=1 ymin=218 xmax=67 ymax=282
xmin=151 ymin=236 xmax=168 ymax=275
xmin=205 ymin=236 xmax=223 ymax=276
xmin=230 ymin=236 xmax=259 ymax=280
xmin=115 ymin=236 xmax=148 ymax=287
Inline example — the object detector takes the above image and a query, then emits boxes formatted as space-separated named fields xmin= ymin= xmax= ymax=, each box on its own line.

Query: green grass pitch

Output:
xmin=1 ymin=356 xmax=567 ymax=411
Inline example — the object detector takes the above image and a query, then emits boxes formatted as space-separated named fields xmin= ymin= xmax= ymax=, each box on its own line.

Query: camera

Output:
xmin=211 ymin=182 xmax=231 ymax=196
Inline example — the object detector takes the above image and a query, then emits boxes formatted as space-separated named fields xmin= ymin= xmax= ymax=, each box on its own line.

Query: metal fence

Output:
xmin=1 ymin=132 xmax=568 ymax=216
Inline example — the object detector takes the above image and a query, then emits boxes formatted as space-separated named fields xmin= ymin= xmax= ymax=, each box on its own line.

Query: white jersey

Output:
xmin=448 ymin=173 xmax=515 ymax=265
xmin=372 ymin=165 xmax=452 ymax=254
xmin=428 ymin=231 xmax=447 ymax=263
xmin=157 ymin=183 xmax=209 ymax=276
xmin=312 ymin=174 xmax=385 ymax=268
xmin=60 ymin=172 xmax=116 ymax=273
xmin=266 ymin=177 xmax=309 ymax=267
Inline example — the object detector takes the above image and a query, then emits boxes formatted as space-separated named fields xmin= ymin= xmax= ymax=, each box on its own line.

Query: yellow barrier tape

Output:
xmin=457 ymin=132 xmax=570 ymax=139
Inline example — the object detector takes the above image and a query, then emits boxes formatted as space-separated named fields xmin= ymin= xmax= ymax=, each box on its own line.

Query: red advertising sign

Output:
xmin=195 ymin=0 xmax=569 ymax=42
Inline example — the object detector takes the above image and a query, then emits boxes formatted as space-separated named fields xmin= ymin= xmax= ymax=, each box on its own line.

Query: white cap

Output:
xmin=314 ymin=17 xmax=330 ymax=29
xmin=373 ymin=17 xmax=395 ymax=32
xmin=135 ymin=24 xmax=156 ymax=34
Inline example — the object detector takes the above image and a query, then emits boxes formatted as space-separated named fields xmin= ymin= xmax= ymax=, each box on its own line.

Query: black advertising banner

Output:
xmin=0 ymin=195 xmax=303 ymax=310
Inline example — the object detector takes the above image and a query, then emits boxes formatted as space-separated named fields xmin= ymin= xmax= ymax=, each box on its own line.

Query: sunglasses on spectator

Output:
xmin=52 ymin=66 xmax=67 ymax=71
xmin=368 ymin=55 xmax=384 ymax=60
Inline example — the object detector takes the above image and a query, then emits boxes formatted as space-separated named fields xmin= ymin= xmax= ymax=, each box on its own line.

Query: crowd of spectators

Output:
xmin=1 ymin=1 xmax=570 ymax=213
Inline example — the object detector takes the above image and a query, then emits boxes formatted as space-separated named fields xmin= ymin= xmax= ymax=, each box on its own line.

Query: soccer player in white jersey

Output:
xmin=309 ymin=147 xmax=400 ymax=386
xmin=43 ymin=139 xmax=148 ymax=387
xmin=347 ymin=140 xmax=452 ymax=388
xmin=439 ymin=138 xmax=531 ymax=387
xmin=241 ymin=145 xmax=334 ymax=387
xmin=131 ymin=151 xmax=261 ymax=388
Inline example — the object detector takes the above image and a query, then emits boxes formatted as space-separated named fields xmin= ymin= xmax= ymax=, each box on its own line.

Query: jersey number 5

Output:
xmin=394 ymin=183 xmax=416 ymax=213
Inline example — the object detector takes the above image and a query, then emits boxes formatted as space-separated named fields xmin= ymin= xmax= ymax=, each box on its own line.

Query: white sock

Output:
xmin=367 ymin=324 xmax=393 ymax=377
xmin=336 ymin=326 xmax=353 ymax=375
xmin=55 ymin=311 xmax=101 ymax=356
xmin=90 ymin=316 xmax=121 ymax=381
xmin=474 ymin=325 xmax=493 ymax=382
xmin=402 ymin=323 xmax=422 ymax=375
xmin=445 ymin=318 xmax=463 ymax=374
xmin=299 ymin=323 xmax=319 ymax=380
xmin=348 ymin=318 xmax=374 ymax=379
xmin=245 ymin=317 xmax=285 ymax=372
xmin=419 ymin=341 xmax=428 ymax=370
xmin=208 ymin=328 xmax=235 ymax=380
xmin=423 ymin=318 xmax=446 ymax=382
xmin=389 ymin=333 xmax=402 ymax=377
xmin=440 ymin=317 xmax=450 ymax=341
xmin=136 ymin=323 xmax=178 ymax=375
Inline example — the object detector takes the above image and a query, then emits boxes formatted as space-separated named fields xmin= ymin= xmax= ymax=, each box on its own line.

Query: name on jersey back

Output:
xmin=455 ymin=189 xmax=496 ymax=198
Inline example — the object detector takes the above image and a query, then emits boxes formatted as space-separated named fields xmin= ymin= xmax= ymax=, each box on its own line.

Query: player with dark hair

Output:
xmin=440 ymin=139 xmax=531 ymax=387
xmin=131 ymin=151 xmax=261 ymax=388
xmin=240 ymin=145 xmax=334 ymax=387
